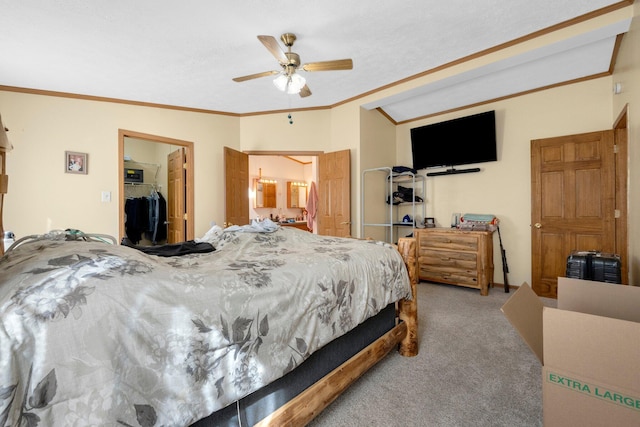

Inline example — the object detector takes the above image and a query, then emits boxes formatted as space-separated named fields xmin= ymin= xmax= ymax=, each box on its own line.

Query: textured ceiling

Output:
xmin=0 ymin=1 xmax=632 ymax=122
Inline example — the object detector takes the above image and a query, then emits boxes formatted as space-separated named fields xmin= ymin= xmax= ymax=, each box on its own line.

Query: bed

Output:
xmin=0 ymin=223 xmax=417 ymax=426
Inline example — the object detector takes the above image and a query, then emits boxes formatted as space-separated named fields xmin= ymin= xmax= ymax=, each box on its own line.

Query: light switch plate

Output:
xmin=101 ymin=191 xmax=111 ymax=202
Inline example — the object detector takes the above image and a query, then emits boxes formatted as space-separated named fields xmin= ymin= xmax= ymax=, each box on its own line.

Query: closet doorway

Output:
xmin=118 ymin=129 xmax=195 ymax=245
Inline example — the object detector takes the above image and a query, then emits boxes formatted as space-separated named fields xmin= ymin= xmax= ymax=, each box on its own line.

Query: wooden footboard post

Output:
xmin=397 ymin=237 xmax=418 ymax=357
xmin=0 ymin=150 xmax=7 ymax=257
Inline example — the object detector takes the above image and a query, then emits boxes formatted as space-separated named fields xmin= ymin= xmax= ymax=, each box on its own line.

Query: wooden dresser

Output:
xmin=416 ymin=228 xmax=494 ymax=295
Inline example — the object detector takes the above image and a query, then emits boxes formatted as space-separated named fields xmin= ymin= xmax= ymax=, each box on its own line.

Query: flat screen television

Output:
xmin=410 ymin=110 xmax=497 ymax=174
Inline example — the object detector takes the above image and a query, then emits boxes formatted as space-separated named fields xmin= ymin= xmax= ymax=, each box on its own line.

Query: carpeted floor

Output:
xmin=307 ymin=282 xmax=556 ymax=427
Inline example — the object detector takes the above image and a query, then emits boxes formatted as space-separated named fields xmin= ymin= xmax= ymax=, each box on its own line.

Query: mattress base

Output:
xmin=191 ymin=303 xmax=396 ymax=426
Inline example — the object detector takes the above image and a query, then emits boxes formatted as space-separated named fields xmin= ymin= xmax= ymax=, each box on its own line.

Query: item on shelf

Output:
xmin=125 ymin=168 xmax=144 ymax=183
xmin=396 ymin=185 xmax=423 ymax=203
xmin=386 ymin=192 xmax=404 ymax=205
xmin=392 ymin=165 xmax=417 ymax=174
xmin=450 ymin=212 xmax=461 ymax=228
xmin=459 ymin=213 xmax=499 ymax=231
xmin=402 ymin=214 xmax=412 ymax=223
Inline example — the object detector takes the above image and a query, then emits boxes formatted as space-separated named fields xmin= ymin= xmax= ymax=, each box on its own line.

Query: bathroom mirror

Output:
xmin=255 ymin=179 xmax=277 ymax=208
xmin=287 ymin=182 xmax=308 ymax=209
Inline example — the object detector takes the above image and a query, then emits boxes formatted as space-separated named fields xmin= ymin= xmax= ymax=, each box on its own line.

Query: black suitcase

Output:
xmin=566 ymin=251 xmax=622 ymax=284
xmin=566 ymin=251 xmax=591 ymax=280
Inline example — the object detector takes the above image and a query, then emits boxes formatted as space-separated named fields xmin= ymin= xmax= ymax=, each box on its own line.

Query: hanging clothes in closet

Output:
xmin=125 ymin=196 xmax=148 ymax=245
xmin=145 ymin=190 xmax=167 ymax=245
xmin=124 ymin=190 xmax=167 ymax=245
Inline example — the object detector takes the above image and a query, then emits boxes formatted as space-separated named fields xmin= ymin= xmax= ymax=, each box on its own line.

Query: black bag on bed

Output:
xmin=121 ymin=239 xmax=215 ymax=257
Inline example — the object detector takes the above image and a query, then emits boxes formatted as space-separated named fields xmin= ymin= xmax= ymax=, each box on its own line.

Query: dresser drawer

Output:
xmin=420 ymin=269 xmax=479 ymax=288
xmin=419 ymin=249 xmax=477 ymax=271
xmin=419 ymin=249 xmax=478 ymax=287
xmin=418 ymin=232 xmax=479 ymax=252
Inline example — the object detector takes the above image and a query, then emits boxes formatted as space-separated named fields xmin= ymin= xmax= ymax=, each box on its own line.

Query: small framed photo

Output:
xmin=425 ymin=217 xmax=435 ymax=228
xmin=65 ymin=151 xmax=88 ymax=174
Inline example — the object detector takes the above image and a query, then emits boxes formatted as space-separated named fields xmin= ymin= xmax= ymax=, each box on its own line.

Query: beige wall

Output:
xmin=1 ymin=4 xmax=638 ymax=286
xmin=396 ymin=77 xmax=614 ymax=287
xmin=0 ymin=92 xmax=240 ymax=239
xmin=329 ymin=103 xmax=362 ymax=236
xmin=240 ymin=109 xmax=332 ymax=151
xmin=360 ymin=107 xmax=397 ymax=241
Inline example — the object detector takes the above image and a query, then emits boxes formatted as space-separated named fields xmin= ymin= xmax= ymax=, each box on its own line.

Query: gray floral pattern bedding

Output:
xmin=0 ymin=227 xmax=411 ymax=426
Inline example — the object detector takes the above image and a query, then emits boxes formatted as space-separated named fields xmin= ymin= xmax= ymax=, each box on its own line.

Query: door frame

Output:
xmin=613 ymin=104 xmax=629 ymax=283
xmin=228 ymin=150 xmax=322 ymax=227
xmin=118 ymin=129 xmax=195 ymax=242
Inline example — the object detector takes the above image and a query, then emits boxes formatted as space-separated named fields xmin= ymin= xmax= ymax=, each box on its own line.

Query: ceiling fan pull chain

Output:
xmin=287 ymin=95 xmax=294 ymax=125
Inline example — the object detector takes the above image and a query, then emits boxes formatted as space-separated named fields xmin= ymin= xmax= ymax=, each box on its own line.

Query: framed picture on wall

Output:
xmin=65 ymin=151 xmax=88 ymax=174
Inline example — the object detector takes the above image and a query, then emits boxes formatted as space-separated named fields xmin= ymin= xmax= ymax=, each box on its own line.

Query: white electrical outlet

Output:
xmin=101 ymin=191 xmax=111 ymax=202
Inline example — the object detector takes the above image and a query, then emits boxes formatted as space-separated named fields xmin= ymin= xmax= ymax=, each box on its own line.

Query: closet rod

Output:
xmin=124 ymin=160 xmax=161 ymax=168
xmin=124 ymin=182 xmax=155 ymax=186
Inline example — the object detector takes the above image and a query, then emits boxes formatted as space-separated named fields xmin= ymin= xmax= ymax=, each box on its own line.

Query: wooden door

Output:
xmin=224 ymin=147 xmax=249 ymax=227
xmin=531 ymin=130 xmax=616 ymax=297
xmin=167 ymin=148 xmax=186 ymax=243
xmin=317 ymin=149 xmax=351 ymax=237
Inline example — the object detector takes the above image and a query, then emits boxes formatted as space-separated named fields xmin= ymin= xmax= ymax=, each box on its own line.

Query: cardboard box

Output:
xmin=501 ymin=278 xmax=640 ymax=426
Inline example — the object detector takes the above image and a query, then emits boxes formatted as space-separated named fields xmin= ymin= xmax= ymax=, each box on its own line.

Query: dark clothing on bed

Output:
xmin=121 ymin=239 xmax=215 ymax=257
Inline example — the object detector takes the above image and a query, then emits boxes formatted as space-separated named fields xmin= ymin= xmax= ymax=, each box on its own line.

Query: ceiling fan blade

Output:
xmin=232 ymin=70 xmax=279 ymax=82
xmin=257 ymin=35 xmax=287 ymax=64
xmin=299 ymin=85 xmax=312 ymax=98
xmin=302 ymin=59 xmax=353 ymax=72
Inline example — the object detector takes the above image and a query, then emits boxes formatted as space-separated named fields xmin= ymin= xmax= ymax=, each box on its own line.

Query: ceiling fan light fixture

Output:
xmin=273 ymin=74 xmax=288 ymax=92
xmin=288 ymin=73 xmax=306 ymax=94
xmin=273 ymin=73 xmax=306 ymax=95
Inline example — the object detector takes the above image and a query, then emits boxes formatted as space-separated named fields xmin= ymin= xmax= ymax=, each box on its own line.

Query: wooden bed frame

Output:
xmin=0 ymin=149 xmax=6 ymax=256
xmin=254 ymin=237 xmax=418 ymax=426
xmin=0 ymin=116 xmax=9 ymax=257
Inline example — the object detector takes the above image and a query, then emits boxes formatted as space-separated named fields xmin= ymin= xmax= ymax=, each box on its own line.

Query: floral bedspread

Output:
xmin=0 ymin=227 xmax=411 ymax=426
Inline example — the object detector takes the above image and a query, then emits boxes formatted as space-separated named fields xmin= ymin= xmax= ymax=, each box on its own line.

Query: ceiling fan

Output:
xmin=232 ymin=33 xmax=353 ymax=98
